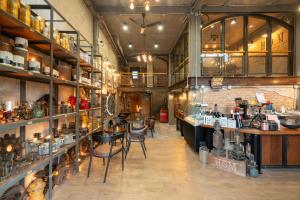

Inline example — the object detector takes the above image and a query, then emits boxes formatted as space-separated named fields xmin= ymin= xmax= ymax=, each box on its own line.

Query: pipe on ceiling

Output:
xmin=83 ymin=0 xmax=128 ymax=66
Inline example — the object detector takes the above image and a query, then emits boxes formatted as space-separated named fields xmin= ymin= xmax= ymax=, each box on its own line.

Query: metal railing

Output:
xmin=119 ymin=73 xmax=168 ymax=88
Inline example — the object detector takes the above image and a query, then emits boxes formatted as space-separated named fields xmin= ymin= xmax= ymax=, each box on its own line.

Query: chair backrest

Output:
xmin=92 ymin=132 xmax=124 ymax=144
xmin=149 ymin=119 xmax=155 ymax=128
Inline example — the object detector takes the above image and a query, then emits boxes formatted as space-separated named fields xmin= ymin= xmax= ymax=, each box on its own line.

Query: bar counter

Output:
xmin=182 ymin=119 xmax=300 ymax=173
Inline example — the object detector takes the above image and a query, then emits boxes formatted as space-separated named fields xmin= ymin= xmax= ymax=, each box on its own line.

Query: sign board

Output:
xmin=210 ymin=77 xmax=223 ymax=89
xmin=208 ymin=153 xmax=246 ymax=177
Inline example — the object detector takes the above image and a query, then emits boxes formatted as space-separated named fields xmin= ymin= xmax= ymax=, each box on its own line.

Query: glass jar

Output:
xmin=0 ymin=0 xmax=8 ymax=11
xmin=8 ymin=0 xmax=20 ymax=19
xmin=20 ymin=4 xmax=30 ymax=26
xmin=35 ymin=16 xmax=41 ymax=33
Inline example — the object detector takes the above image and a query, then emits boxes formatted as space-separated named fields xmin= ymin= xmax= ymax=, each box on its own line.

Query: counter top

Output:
xmin=202 ymin=124 xmax=300 ymax=136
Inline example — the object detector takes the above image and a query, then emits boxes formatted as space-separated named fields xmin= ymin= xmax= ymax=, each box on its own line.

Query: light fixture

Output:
xmin=144 ymin=1 xmax=150 ymax=11
xmin=210 ymin=24 xmax=215 ymax=29
xmin=248 ymin=24 xmax=254 ymax=29
xmin=200 ymin=24 xmax=203 ymax=28
xmin=128 ymin=43 xmax=133 ymax=48
xmin=212 ymin=44 xmax=217 ymax=48
xmin=298 ymin=5 xmax=300 ymax=12
xmin=205 ymin=44 xmax=209 ymax=48
xmin=137 ymin=52 xmax=153 ymax=63
xmin=230 ymin=18 xmax=237 ymax=25
xmin=122 ymin=23 xmax=128 ymax=31
xmin=262 ymin=34 xmax=268 ymax=38
xmin=154 ymin=43 xmax=159 ymax=48
xmin=129 ymin=0 xmax=135 ymax=9
xmin=158 ymin=23 xmax=163 ymax=31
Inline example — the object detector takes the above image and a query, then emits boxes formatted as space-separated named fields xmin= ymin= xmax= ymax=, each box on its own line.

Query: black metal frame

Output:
xmin=201 ymin=14 xmax=294 ymax=77
xmin=87 ymin=133 xmax=125 ymax=183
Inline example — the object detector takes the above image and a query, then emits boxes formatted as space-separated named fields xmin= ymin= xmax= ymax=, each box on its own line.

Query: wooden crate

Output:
xmin=208 ymin=153 xmax=247 ymax=177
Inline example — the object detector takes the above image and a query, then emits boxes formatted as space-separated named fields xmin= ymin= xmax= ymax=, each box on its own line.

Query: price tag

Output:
xmin=27 ymin=121 xmax=33 ymax=125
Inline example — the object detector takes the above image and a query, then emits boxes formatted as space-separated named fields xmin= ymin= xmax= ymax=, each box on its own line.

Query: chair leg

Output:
xmin=122 ymin=148 xmax=125 ymax=171
xmin=140 ymin=140 xmax=147 ymax=159
xmin=102 ymin=158 xmax=105 ymax=166
xmin=142 ymin=140 xmax=147 ymax=152
xmin=87 ymin=154 xmax=93 ymax=178
xmin=125 ymin=140 xmax=131 ymax=159
xmin=103 ymin=156 xmax=111 ymax=183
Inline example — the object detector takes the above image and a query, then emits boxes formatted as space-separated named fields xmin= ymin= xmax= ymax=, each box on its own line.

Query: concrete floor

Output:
xmin=53 ymin=123 xmax=300 ymax=200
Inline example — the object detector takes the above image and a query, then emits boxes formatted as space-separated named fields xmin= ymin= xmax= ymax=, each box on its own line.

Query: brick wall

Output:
xmin=188 ymin=86 xmax=297 ymax=114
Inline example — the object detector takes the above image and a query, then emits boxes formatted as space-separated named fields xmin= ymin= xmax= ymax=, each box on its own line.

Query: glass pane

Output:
xmin=202 ymin=57 xmax=222 ymax=76
xmin=271 ymin=22 xmax=289 ymax=75
xmin=202 ymin=21 xmax=222 ymax=52
xmin=272 ymin=54 xmax=288 ymax=74
xmin=225 ymin=53 xmax=243 ymax=76
xmin=248 ymin=17 xmax=268 ymax=53
xmin=248 ymin=53 xmax=266 ymax=74
xmin=271 ymin=22 xmax=289 ymax=52
xmin=225 ymin=16 xmax=244 ymax=51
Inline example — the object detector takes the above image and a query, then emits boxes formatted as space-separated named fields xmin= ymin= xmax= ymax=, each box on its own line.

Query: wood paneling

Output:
xmin=287 ymin=136 xmax=300 ymax=165
xmin=261 ymin=136 xmax=282 ymax=165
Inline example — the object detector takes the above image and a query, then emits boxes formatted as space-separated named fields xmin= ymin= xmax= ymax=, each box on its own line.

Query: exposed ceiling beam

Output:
xmin=96 ymin=6 xmax=191 ymax=15
xmin=201 ymin=4 xmax=299 ymax=13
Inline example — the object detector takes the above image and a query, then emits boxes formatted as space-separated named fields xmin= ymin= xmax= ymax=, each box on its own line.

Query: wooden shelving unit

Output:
xmin=0 ymin=1 xmax=103 ymax=198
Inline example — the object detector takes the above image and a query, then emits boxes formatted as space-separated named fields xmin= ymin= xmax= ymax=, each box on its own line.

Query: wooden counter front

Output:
xmin=201 ymin=124 xmax=300 ymax=166
xmin=202 ymin=124 xmax=300 ymax=136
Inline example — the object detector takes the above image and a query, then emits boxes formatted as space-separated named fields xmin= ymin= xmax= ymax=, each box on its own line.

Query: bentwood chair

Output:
xmin=87 ymin=131 xmax=125 ymax=183
xmin=126 ymin=123 xmax=147 ymax=159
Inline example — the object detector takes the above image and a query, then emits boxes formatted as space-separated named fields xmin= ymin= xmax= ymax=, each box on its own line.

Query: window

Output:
xmin=202 ymin=21 xmax=222 ymax=76
xmin=201 ymin=14 xmax=293 ymax=77
xmin=248 ymin=17 xmax=268 ymax=75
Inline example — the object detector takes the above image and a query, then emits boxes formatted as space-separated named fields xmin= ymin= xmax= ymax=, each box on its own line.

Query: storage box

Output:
xmin=208 ymin=153 xmax=246 ymax=177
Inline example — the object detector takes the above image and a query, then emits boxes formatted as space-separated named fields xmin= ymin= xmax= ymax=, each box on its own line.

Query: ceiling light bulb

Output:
xmin=205 ymin=44 xmax=209 ymax=48
xmin=145 ymin=1 xmax=150 ymax=11
xmin=158 ymin=24 xmax=163 ymax=31
xmin=148 ymin=55 xmax=152 ymax=62
xmin=128 ymin=43 xmax=133 ymax=48
xmin=154 ymin=43 xmax=159 ymax=48
xmin=262 ymin=34 xmax=268 ymax=38
xmin=129 ymin=0 xmax=134 ymax=10
xmin=248 ymin=24 xmax=254 ymax=29
xmin=230 ymin=18 xmax=237 ymax=25
xmin=200 ymin=24 xmax=203 ymax=28
xmin=212 ymin=44 xmax=216 ymax=48
xmin=122 ymin=23 xmax=128 ymax=31
xmin=155 ymin=0 xmax=159 ymax=2
xmin=298 ymin=5 xmax=300 ymax=12
xmin=137 ymin=55 xmax=141 ymax=62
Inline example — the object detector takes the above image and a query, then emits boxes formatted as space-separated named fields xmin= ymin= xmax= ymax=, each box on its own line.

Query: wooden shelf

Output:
xmin=0 ymin=64 xmax=77 ymax=86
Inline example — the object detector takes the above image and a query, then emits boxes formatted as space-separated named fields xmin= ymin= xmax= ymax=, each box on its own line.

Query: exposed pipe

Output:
xmin=83 ymin=0 xmax=128 ymax=65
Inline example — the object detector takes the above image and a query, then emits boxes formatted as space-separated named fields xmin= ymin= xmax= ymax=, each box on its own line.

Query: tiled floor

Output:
xmin=53 ymin=123 xmax=300 ymax=200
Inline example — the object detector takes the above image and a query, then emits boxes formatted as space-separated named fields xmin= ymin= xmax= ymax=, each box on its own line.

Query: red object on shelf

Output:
xmin=80 ymin=99 xmax=90 ymax=110
xmin=160 ymin=109 xmax=168 ymax=123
